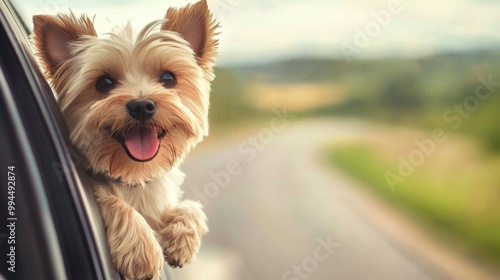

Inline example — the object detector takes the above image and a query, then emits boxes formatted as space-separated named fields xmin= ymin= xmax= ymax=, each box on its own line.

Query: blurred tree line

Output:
xmin=211 ymin=51 xmax=500 ymax=151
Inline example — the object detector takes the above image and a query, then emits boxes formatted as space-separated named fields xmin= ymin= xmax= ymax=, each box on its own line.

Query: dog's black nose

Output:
xmin=127 ymin=99 xmax=156 ymax=121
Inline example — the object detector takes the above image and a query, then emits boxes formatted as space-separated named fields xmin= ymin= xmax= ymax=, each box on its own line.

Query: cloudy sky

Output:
xmin=13 ymin=0 xmax=500 ymax=65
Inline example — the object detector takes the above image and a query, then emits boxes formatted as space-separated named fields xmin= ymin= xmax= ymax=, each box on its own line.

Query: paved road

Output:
xmin=174 ymin=118 xmax=497 ymax=280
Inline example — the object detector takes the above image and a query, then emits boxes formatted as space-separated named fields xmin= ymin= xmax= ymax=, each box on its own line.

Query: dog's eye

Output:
xmin=160 ymin=71 xmax=176 ymax=88
xmin=96 ymin=76 xmax=116 ymax=93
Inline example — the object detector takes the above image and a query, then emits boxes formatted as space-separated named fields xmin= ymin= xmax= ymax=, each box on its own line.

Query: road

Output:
xmin=173 ymin=118 xmax=498 ymax=280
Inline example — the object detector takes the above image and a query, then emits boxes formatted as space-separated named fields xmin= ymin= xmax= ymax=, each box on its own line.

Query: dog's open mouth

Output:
xmin=111 ymin=127 xmax=167 ymax=162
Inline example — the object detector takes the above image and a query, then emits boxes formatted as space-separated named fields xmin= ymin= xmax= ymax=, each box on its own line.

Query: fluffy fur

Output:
xmin=32 ymin=1 xmax=219 ymax=279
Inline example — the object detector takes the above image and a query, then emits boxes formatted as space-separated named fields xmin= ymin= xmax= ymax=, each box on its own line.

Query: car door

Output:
xmin=0 ymin=2 xmax=176 ymax=279
xmin=0 ymin=1 xmax=117 ymax=279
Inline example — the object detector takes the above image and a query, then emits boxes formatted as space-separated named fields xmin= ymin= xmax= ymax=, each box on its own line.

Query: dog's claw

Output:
xmin=166 ymin=257 xmax=183 ymax=269
xmin=164 ymin=251 xmax=179 ymax=268
xmin=167 ymin=260 xmax=182 ymax=268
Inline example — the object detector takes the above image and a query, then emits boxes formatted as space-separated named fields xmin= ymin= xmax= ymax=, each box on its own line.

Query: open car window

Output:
xmin=0 ymin=1 xmax=118 ymax=279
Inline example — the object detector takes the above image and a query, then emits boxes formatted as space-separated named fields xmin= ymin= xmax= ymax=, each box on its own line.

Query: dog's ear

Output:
xmin=32 ymin=14 xmax=96 ymax=78
xmin=161 ymin=0 xmax=219 ymax=79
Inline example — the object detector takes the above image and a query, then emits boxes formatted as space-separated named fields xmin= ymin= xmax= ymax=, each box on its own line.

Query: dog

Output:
xmin=32 ymin=1 xmax=218 ymax=279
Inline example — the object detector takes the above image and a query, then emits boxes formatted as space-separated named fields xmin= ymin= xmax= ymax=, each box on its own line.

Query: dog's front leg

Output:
xmin=157 ymin=200 xmax=208 ymax=268
xmin=94 ymin=186 xmax=164 ymax=280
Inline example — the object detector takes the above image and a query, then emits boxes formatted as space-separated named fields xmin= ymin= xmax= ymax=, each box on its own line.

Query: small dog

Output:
xmin=32 ymin=1 xmax=218 ymax=279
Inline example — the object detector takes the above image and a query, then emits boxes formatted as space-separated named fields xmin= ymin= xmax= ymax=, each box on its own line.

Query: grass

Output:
xmin=326 ymin=138 xmax=500 ymax=264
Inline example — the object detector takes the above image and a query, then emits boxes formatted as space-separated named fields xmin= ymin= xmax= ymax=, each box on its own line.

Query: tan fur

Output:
xmin=162 ymin=0 xmax=219 ymax=80
xmin=32 ymin=1 xmax=218 ymax=279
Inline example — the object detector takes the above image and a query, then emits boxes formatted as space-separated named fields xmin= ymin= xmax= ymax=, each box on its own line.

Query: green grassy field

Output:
xmin=326 ymin=136 xmax=500 ymax=264
xmin=209 ymin=52 xmax=500 ymax=264
xmin=211 ymin=52 xmax=500 ymax=151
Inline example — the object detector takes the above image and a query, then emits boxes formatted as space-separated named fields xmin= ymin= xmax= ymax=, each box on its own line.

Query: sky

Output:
xmin=13 ymin=0 xmax=500 ymax=65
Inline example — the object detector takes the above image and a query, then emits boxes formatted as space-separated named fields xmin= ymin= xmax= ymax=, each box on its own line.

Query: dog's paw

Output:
xmin=109 ymin=212 xmax=164 ymax=280
xmin=158 ymin=201 xmax=208 ymax=268
xmin=160 ymin=221 xmax=201 ymax=268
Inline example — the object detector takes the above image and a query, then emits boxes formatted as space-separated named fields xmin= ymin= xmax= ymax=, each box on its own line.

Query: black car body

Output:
xmin=0 ymin=1 xmax=172 ymax=279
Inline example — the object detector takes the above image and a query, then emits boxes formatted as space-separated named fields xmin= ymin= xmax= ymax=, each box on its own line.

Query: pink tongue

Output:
xmin=124 ymin=128 xmax=159 ymax=161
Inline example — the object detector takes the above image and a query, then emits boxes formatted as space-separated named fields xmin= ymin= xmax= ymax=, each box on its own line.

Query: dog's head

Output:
xmin=32 ymin=0 xmax=219 ymax=185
